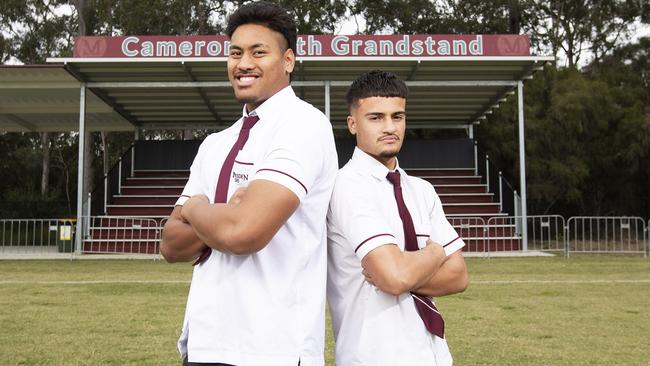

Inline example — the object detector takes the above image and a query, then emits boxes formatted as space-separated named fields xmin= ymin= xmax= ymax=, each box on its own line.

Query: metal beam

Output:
xmin=325 ymin=81 xmax=331 ymax=120
xmin=407 ymin=60 xmax=421 ymax=80
xmin=85 ymin=80 xmax=519 ymax=88
xmin=3 ymin=114 xmax=38 ymax=131
xmin=75 ymin=83 xmax=87 ymax=256
xmin=517 ymin=80 xmax=528 ymax=251
xmin=469 ymin=85 xmax=514 ymax=123
xmin=65 ymin=65 xmax=141 ymax=128
xmin=181 ymin=62 xmax=221 ymax=123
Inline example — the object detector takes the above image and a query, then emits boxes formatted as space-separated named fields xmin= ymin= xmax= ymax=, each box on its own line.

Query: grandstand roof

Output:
xmin=0 ymin=35 xmax=553 ymax=132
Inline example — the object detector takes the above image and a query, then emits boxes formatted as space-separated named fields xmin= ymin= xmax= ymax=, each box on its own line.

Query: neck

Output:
xmin=373 ymin=155 xmax=397 ymax=170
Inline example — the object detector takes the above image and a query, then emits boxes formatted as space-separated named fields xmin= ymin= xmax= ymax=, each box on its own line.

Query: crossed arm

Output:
xmin=361 ymin=241 xmax=468 ymax=297
xmin=160 ymin=179 xmax=299 ymax=262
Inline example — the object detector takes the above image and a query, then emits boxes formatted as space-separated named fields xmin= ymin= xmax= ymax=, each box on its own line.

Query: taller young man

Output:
xmin=160 ymin=2 xmax=338 ymax=365
xmin=327 ymin=71 xmax=468 ymax=366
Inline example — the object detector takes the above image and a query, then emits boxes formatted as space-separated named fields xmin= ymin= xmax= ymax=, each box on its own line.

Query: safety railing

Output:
xmin=83 ymin=216 xmax=160 ymax=255
xmin=485 ymin=216 xmax=522 ymax=252
xmin=566 ymin=216 xmax=647 ymax=257
xmin=91 ymin=144 xmax=134 ymax=215
xmin=474 ymin=141 xmax=517 ymax=215
xmin=448 ymin=217 xmax=487 ymax=256
xmin=0 ymin=219 xmax=76 ymax=257
xmin=525 ymin=215 xmax=567 ymax=254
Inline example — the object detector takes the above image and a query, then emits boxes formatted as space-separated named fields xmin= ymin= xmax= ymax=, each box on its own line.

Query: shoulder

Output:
xmin=403 ymin=173 xmax=438 ymax=204
xmin=197 ymin=128 xmax=233 ymax=149
xmin=283 ymin=95 xmax=330 ymax=128
xmin=332 ymin=162 xmax=373 ymax=199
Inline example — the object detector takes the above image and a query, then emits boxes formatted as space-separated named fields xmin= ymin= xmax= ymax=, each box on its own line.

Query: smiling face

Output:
xmin=347 ymin=96 xmax=406 ymax=170
xmin=227 ymin=23 xmax=295 ymax=112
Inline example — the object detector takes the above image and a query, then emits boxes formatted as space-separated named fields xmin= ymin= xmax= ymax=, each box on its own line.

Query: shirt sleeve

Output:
xmin=427 ymin=184 xmax=465 ymax=255
xmin=175 ymin=139 xmax=207 ymax=206
xmin=253 ymin=113 xmax=329 ymax=201
xmin=329 ymin=174 xmax=398 ymax=261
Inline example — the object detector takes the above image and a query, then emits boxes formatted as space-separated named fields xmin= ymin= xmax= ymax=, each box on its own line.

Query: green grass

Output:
xmin=0 ymin=256 xmax=648 ymax=365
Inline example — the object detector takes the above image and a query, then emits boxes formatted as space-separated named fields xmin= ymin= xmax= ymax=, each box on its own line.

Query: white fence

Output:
xmin=0 ymin=215 xmax=647 ymax=259
xmin=82 ymin=216 xmax=162 ymax=255
xmin=0 ymin=219 xmax=76 ymax=257
xmin=566 ymin=216 xmax=647 ymax=257
xmin=448 ymin=217 xmax=487 ymax=256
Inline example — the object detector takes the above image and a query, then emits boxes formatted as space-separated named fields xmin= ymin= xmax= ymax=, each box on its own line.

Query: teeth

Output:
xmin=239 ymin=76 xmax=255 ymax=81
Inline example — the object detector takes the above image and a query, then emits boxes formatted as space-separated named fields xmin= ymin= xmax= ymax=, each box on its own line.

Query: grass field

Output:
xmin=0 ymin=256 xmax=648 ymax=365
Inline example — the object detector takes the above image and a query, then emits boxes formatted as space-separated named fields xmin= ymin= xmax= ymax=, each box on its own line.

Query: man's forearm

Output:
xmin=181 ymin=181 xmax=299 ymax=255
xmin=412 ymin=252 xmax=468 ymax=297
xmin=401 ymin=246 xmax=446 ymax=292
xmin=160 ymin=216 xmax=205 ymax=263
xmin=362 ymin=242 xmax=446 ymax=296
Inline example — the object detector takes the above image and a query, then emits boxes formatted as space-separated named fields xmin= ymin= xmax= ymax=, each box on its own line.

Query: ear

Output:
xmin=347 ymin=115 xmax=356 ymax=135
xmin=284 ymin=48 xmax=295 ymax=74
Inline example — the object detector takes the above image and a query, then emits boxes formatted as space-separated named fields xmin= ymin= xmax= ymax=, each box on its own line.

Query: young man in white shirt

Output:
xmin=160 ymin=2 xmax=337 ymax=365
xmin=327 ymin=70 xmax=468 ymax=366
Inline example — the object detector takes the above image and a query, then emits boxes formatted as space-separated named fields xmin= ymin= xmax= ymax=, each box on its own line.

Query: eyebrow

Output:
xmin=229 ymin=43 xmax=271 ymax=51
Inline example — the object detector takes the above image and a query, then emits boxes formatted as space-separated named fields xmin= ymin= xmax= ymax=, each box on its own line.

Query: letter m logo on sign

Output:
xmin=495 ymin=35 xmax=529 ymax=56
xmin=74 ymin=37 xmax=108 ymax=57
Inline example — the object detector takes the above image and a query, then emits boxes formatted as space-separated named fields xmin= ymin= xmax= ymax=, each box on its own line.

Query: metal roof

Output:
xmin=1 ymin=55 xmax=553 ymax=132
xmin=0 ymin=65 xmax=133 ymax=132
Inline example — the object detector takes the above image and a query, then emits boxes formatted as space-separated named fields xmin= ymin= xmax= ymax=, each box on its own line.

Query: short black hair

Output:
xmin=225 ymin=1 xmax=297 ymax=53
xmin=346 ymin=70 xmax=409 ymax=111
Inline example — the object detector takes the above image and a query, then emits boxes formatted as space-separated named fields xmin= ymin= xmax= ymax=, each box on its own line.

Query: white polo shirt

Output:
xmin=327 ymin=147 xmax=465 ymax=366
xmin=176 ymin=86 xmax=338 ymax=366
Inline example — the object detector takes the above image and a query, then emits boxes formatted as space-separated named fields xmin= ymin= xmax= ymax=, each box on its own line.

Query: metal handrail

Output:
xmin=90 ymin=143 xmax=134 ymax=215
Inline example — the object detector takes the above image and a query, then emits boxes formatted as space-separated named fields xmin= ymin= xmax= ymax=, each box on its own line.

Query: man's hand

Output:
xmin=181 ymin=194 xmax=209 ymax=222
xmin=228 ymin=187 xmax=247 ymax=205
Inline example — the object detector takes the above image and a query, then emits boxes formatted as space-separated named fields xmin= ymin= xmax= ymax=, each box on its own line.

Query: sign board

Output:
xmin=74 ymin=34 xmax=531 ymax=58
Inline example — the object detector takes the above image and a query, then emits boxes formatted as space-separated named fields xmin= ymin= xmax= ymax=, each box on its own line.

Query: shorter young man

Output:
xmin=327 ymin=71 xmax=468 ymax=366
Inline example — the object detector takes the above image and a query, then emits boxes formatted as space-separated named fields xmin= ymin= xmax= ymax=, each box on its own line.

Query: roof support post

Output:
xmin=517 ymin=80 xmax=528 ymax=251
xmin=325 ymin=81 xmax=331 ymax=120
xmin=75 ymin=83 xmax=87 ymax=256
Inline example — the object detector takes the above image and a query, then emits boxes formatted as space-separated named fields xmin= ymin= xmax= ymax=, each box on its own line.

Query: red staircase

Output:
xmin=86 ymin=168 xmax=520 ymax=254
xmin=84 ymin=170 xmax=185 ymax=254
xmin=405 ymin=168 xmax=521 ymax=252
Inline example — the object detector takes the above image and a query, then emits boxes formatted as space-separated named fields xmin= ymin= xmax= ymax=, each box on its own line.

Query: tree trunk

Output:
xmin=40 ymin=131 xmax=50 ymax=197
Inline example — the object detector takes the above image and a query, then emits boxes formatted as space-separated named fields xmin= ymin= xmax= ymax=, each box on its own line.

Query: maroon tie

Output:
xmin=193 ymin=115 xmax=259 ymax=265
xmin=386 ymin=171 xmax=445 ymax=338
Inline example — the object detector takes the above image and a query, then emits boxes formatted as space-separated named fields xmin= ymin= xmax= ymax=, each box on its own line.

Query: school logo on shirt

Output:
xmin=232 ymin=171 xmax=248 ymax=184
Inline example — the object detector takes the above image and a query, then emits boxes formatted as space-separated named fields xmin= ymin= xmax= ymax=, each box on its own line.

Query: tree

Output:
xmin=1 ymin=0 xmax=73 ymax=201
xmin=532 ymin=0 xmax=643 ymax=68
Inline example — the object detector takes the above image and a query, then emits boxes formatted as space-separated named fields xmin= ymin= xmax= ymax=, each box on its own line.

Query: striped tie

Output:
xmin=386 ymin=170 xmax=445 ymax=338
xmin=193 ymin=115 xmax=259 ymax=265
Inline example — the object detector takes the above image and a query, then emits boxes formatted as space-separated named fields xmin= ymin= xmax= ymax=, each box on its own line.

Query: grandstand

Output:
xmin=1 ymin=34 xmax=553 ymax=255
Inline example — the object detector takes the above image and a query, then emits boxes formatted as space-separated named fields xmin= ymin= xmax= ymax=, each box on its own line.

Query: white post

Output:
xmin=517 ymin=81 xmax=528 ymax=251
xmin=86 ymin=193 xmax=92 ymax=237
xmin=325 ymin=81 xmax=331 ymax=120
xmin=132 ymin=129 xmax=139 ymax=176
xmin=473 ymin=141 xmax=478 ymax=176
xmin=118 ymin=159 xmax=123 ymax=195
xmin=130 ymin=144 xmax=135 ymax=178
xmin=103 ymin=175 xmax=108 ymax=215
xmin=75 ymin=83 xmax=86 ymax=255
xmin=498 ymin=171 xmax=503 ymax=213
xmin=468 ymin=124 xmax=474 ymax=139
xmin=485 ymin=155 xmax=490 ymax=192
